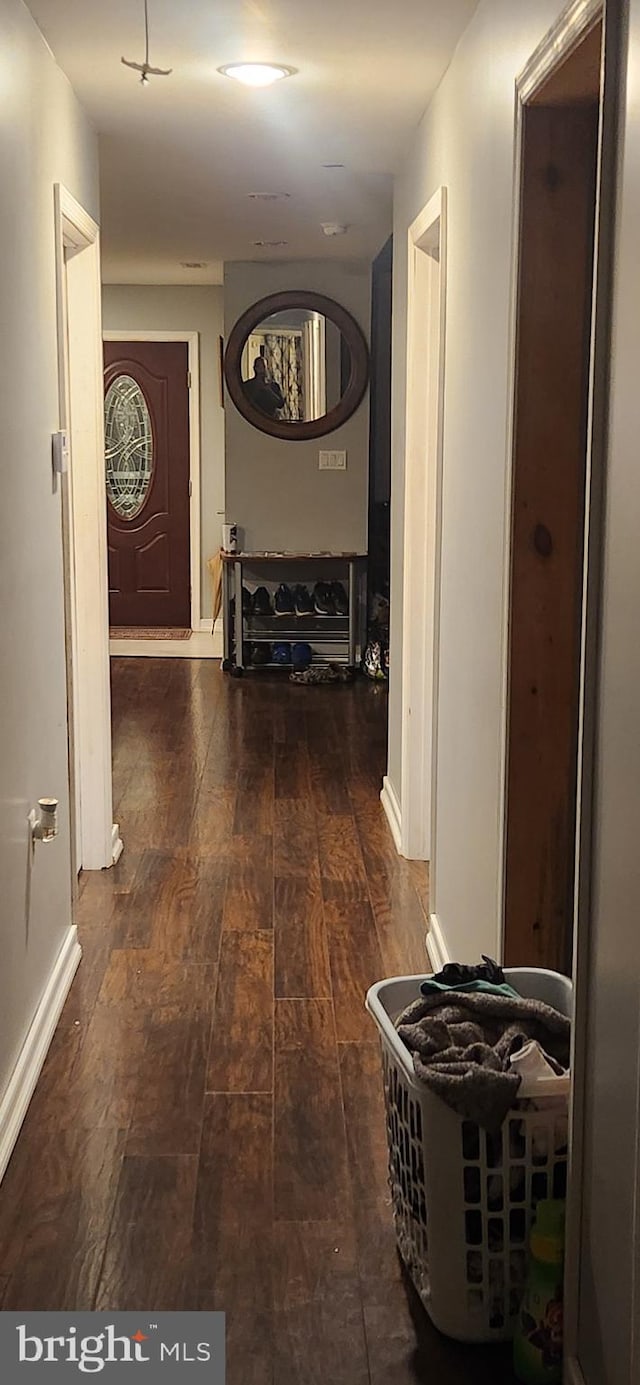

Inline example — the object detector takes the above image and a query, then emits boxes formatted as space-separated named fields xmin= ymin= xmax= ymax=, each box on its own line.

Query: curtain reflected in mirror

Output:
xmin=240 ymin=309 xmax=350 ymax=423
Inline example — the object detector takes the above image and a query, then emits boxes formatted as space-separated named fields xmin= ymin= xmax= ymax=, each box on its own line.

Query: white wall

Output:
xmin=388 ymin=0 xmax=573 ymax=962
xmin=102 ymin=284 xmax=225 ymax=621
xmin=224 ymin=260 xmax=371 ymax=553
xmin=0 ymin=1 xmax=97 ymax=1101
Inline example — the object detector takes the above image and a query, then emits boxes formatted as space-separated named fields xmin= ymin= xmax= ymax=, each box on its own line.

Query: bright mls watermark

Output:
xmin=0 ymin=1313 xmax=224 ymax=1382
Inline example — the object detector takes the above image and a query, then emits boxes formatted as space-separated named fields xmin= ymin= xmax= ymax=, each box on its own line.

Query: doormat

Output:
xmin=110 ymin=627 xmax=193 ymax=641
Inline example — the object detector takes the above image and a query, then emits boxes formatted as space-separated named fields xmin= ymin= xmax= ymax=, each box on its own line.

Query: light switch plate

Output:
xmin=319 ymin=450 xmax=347 ymax=470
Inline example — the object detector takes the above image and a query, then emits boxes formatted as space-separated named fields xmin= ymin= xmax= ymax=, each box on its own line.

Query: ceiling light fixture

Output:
xmin=321 ymin=222 xmax=348 ymax=237
xmin=122 ymin=0 xmax=172 ymax=86
xmin=219 ymin=63 xmax=295 ymax=88
xmin=253 ymin=240 xmax=288 ymax=248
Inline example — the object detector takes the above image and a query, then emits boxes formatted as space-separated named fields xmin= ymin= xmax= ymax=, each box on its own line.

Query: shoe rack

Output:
xmin=220 ymin=551 xmax=367 ymax=676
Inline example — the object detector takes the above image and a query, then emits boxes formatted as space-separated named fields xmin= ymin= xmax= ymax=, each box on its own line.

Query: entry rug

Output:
xmin=110 ymin=627 xmax=192 ymax=641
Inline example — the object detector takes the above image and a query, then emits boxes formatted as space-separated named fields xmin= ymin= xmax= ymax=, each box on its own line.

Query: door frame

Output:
xmin=498 ymin=2 xmax=611 ymax=1378
xmin=54 ymin=184 xmax=119 ymax=872
xmin=103 ymin=330 xmax=202 ymax=632
xmin=382 ymin=187 xmax=447 ymax=877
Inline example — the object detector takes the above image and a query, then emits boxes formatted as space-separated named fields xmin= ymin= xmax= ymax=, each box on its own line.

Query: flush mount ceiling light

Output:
xmin=218 ymin=63 xmax=295 ymax=87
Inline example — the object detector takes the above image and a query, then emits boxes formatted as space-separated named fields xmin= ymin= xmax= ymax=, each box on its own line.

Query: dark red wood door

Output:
xmin=104 ymin=341 xmax=190 ymax=628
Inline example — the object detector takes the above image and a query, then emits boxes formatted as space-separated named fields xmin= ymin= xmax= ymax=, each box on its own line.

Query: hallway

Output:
xmin=0 ymin=660 xmax=514 ymax=1382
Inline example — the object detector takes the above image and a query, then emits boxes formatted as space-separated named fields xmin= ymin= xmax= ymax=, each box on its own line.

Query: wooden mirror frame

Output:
xmin=224 ymin=290 xmax=370 ymax=441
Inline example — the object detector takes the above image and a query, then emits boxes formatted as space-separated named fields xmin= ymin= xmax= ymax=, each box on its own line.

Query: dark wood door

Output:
xmin=104 ymin=341 xmax=191 ymax=628
xmin=504 ymin=91 xmax=600 ymax=972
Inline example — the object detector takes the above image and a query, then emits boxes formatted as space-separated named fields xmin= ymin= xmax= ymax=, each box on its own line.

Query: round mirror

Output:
xmin=224 ymin=291 xmax=369 ymax=441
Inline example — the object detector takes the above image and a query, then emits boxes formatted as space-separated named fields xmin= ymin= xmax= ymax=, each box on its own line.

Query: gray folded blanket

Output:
xmin=396 ymin=989 xmax=571 ymax=1131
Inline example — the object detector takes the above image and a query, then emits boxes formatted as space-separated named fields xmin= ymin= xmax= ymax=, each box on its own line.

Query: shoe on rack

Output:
xmin=275 ymin=584 xmax=295 ymax=617
xmin=294 ymin=584 xmax=314 ymax=616
xmin=313 ymin=581 xmax=335 ymax=616
xmin=242 ymin=586 xmax=253 ymax=616
xmin=330 ymin=581 xmax=348 ymax=616
xmin=251 ymin=643 xmax=271 ymax=665
xmin=252 ymin=586 xmax=272 ymax=618
xmin=292 ymin=641 xmax=313 ymax=671
xmin=272 ymin=641 xmax=292 ymax=665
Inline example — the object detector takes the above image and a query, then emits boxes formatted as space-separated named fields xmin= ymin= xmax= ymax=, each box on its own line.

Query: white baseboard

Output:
xmin=111 ymin=823 xmax=124 ymax=865
xmin=426 ymin=912 xmax=452 ymax=973
xmin=0 ymin=924 xmax=81 ymax=1183
xmin=566 ymin=1357 xmax=586 ymax=1385
xmin=381 ymin=775 xmax=402 ymax=852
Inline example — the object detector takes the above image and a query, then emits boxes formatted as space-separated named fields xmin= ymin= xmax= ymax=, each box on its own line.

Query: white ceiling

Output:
xmin=27 ymin=0 xmax=477 ymax=284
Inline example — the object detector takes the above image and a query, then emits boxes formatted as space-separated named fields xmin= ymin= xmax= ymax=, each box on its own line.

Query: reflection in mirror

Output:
xmin=240 ymin=308 xmax=351 ymax=423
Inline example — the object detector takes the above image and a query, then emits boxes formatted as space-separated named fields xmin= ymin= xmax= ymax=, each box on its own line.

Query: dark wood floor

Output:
xmin=0 ymin=659 xmax=515 ymax=1382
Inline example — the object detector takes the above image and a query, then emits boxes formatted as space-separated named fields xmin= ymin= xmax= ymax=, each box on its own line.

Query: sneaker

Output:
xmin=275 ymin=584 xmax=295 ymax=617
xmin=251 ymin=643 xmax=271 ymax=665
xmin=242 ymin=586 xmax=252 ymax=616
xmin=292 ymin=641 xmax=313 ymax=670
xmin=313 ymin=581 xmax=335 ymax=616
xmin=294 ymin=584 xmax=314 ymax=616
xmin=330 ymin=581 xmax=348 ymax=616
xmin=272 ymin=641 xmax=292 ymax=665
xmin=252 ymin=586 xmax=272 ymax=618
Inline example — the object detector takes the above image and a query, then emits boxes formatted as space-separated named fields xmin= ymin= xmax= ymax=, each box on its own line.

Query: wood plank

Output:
xmin=275 ymin=740 xmax=311 ymax=800
xmin=192 ymin=1093 xmax=273 ymax=1310
xmin=274 ymin=876 xmax=331 ymax=999
xmin=188 ymin=787 xmax=237 ymax=855
xmin=272 ymin=1220 xmax=369 ymax=1384
xmin=274 ymin=999 xmax=349 ymax=1221
xmin=95 ymin=1155 xmax=198 ymax=1310
xmin=125 ymin=961 xmax=215 ymax=1157
xmin=339 ymin=1042 xmax=403 ymax=1306
xmin=273 ymin=800 xmax=320 ymax=880
xmin=191 ymin=1093 xmax=273 ymax=1383
xmin=223 ymin=840 xmax=274 ymax=931
xmin=0 ymin=1126 xmax=126 ymax=1309
xmin=324 ymin=896 xmax=384 ymax=1041
xmin=111 ymin=848 xmax=173 ymax=949
xmin=233 ymin=763 xmax=274 ymax=837
xmin=309 ymin=749 xmax=353 ymax=817
xmin=316 ymin=814 xmax=368 ymax=890
xmin=207 ymin=931 xmax=273 ymax=1092
xmin=149 ymin=853 xmax=227 ymax=961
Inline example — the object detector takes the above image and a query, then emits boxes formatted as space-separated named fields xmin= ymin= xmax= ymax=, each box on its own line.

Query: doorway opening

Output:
xmin=502 ymin=14 xmax=603 ymax=973
xmin=384 ymin=189 xmax=446 ymax=893
xmin=55 ymin=185 xmax=117 ymax=875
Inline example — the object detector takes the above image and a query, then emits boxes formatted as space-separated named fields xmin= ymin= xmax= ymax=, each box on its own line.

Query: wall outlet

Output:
xmin=319 ymin=450 xmax=347 ymax=470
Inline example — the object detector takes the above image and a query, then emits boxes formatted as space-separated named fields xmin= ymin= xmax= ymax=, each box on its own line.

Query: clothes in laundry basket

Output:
xmin=396 ymin=988 xmax=571 ymax=1131
xmin=428 ymin=954 xmax=507 ymax=989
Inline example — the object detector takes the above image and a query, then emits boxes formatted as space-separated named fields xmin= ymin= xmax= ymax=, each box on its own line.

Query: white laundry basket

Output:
xmin=365 ymin=968 xmax=572 ymax=1343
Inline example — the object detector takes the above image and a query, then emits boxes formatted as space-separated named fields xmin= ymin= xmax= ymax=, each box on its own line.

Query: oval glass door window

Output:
xmin=105 ymin=374 xmax=154 ymax=520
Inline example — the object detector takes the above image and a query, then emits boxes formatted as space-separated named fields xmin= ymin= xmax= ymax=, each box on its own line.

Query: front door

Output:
xmin=104 ymin=340 xmax=191 ymax=628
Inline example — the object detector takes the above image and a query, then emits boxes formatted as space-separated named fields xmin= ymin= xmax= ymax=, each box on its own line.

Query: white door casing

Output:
xmin=384 ymin=188 xmax=447 ymax=882
xmin=54 ymin=185 xmax=119 ymax=872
